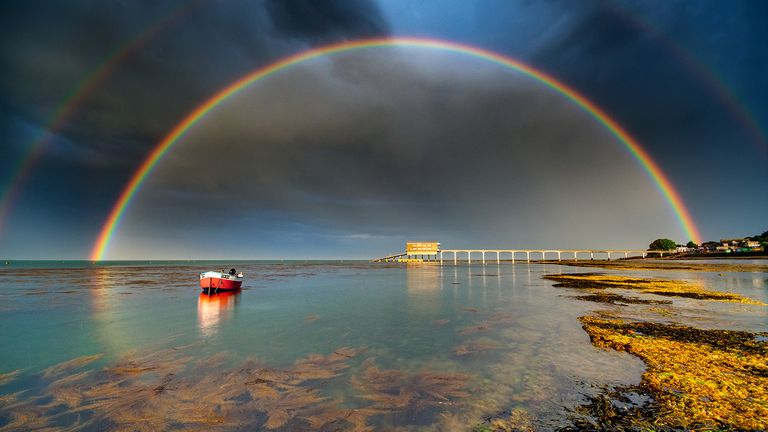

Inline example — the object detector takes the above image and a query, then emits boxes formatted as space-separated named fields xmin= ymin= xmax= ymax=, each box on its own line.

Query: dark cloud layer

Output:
xmin=0 ymin=0 xmax=390 ymax=166
xmin=266 ymin=0 xmax=389 ymax=41
xmin=533 ymin=3 xmax=644 ymax=63
xmin=110 ymin=50 xmax=673 ymax=258
xmin=0 ymin=0 xmax=396 ymax=257
xmin=0 ymin=0 xmax=766 ymax=258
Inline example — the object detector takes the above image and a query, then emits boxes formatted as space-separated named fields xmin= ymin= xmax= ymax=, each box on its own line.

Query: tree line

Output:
xmin=648 ymin=229 xmax=768 ymax=251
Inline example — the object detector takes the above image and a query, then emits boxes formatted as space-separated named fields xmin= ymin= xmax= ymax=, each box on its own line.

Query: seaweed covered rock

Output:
xmin=544 ymin=273 xmax=765 ymax=305
xmin=579 ymin=316 xmax=768 ymax=430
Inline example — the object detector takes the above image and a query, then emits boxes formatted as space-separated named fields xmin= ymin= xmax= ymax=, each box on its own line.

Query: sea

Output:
xmin=0 ymin=260 xmax=765 ymax=430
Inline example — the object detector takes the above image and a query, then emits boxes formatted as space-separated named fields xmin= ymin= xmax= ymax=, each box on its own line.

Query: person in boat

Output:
xmin=229 ymin=268 xmax=237 ymax=276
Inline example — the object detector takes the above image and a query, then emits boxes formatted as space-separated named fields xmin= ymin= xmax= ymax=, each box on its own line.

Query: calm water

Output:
xmin=0 ymin=261 xmax=765 ymax=430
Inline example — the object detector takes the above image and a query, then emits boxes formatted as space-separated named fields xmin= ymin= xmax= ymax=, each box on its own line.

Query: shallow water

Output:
xmin=670 ymin=258 xmax=767 ymax=265
xmin=0 ymin=262 xmax=765 ymax=430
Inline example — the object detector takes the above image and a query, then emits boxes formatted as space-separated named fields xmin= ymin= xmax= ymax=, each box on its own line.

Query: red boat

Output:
xmin=199 ymin=269 xmax=244 ymax=291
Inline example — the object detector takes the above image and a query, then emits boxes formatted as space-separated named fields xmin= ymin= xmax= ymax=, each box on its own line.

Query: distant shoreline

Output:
xmin=668 ymin=252 xmax=767 ymax=260
xmin=543 ymin=258 xmax=768 ymax=272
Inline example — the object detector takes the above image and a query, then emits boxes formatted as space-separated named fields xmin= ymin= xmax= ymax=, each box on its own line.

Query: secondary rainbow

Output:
xmin=0 ymin=0 xmax=206 ymax=237
xmin=90 ymin=37 xmax=702 ymax=260
xmin=608 ymin=3 xmax=767 ymax=158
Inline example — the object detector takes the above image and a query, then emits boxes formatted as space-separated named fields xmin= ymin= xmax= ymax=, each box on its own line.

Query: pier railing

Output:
xmin=373 ymin=249 xmax=672 ymax=263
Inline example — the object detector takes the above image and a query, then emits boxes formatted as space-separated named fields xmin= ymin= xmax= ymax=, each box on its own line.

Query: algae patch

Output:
xmin=0 ymin=345 xmax=474 ymax=431
xmin=579 ymin=316 xmax=768 ymax=430
xmin=471 ymin=407 xmax=534 ymax=432
xmin=544 ymin=273 xmax=765 ymax=305
xmin=570 ymin=292 xmax=671 ymax=306
xmin=0 ymin=371 xmax=20 ymax=386
xmin=558 ymin=385 xmax=658 ymax=432
xmin=549 ymin=259 xmax=768 ymax=273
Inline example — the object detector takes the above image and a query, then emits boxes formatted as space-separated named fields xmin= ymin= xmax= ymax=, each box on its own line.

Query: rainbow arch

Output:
xmin=90 ymin=37 xmax=702 ymax=260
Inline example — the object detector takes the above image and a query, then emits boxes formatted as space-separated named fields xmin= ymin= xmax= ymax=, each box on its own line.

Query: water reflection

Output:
xmin=90 ymin=266 xmax=134 ymax=356
xmin=197 ymin=291 xmax=240 ymax=337
xmin=406 ymin=264 xmax=441 ymax=316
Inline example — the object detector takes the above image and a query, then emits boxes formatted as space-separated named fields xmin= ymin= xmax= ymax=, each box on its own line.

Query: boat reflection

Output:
xmin=197 ymin=291 xmax=240 ymax=337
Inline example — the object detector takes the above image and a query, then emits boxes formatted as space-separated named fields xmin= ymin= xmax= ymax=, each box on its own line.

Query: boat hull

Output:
xmin=200 ymin=277 xmax=242 ymax=291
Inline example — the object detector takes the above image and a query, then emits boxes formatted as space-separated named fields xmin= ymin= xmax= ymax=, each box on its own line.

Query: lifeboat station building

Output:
xmin=403 ymin=241 xmax=441 ymax=262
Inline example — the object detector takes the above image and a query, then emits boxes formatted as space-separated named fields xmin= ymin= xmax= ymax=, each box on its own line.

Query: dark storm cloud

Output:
xmin=266 ymin=0 xmax=389 ymax=41
xmin=521 ymin=1 xmax=766 ymax=176
xmin=529 ymin=0 xmax=767 ymax=144
xmin=109 ymin=50 xmax=676 ymax=258
xmin=0 ymin=0 xmax=394 ymax=257
xmin=0 ymin=0 xmax=390 ymax=168
xmin=1 ymin=1 xmax=265 ymax=166
xmin=532 ymin=3 xmax=645 ymax=63
xmin=2 ymin=0 xmax=766 ymax=258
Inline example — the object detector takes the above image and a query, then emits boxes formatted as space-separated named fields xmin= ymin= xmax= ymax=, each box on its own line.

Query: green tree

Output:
xmin=686 ymin=241 xmax=698 ymax=249
xmin=649 ymin=238 xmax=677 ymax=251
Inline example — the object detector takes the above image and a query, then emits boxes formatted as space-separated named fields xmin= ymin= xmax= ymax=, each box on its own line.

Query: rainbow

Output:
xmin=607 ymin=2 xmax=767 ymax=158
xmin=0 ymin=0 xmax=205 ymax=237
xmin=90 ymin=37 xmax=702 ymax=260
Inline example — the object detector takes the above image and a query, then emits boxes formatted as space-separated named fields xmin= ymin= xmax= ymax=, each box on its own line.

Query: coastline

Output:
xmin=671 ymin=252 xmax=767 ymax=259
xmin=542 ymin=258 xmax=768 ymax=273
xmin=541 ymin=272 xmax=768 ymax=430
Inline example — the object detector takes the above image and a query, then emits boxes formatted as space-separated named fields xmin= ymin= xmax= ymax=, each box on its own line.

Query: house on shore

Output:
xmin=696 ymin=239 xmax=763 ymax=253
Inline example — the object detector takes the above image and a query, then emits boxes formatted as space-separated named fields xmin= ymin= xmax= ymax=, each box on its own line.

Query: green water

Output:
xmin=0 ymin=262 xmax=765 ymax=430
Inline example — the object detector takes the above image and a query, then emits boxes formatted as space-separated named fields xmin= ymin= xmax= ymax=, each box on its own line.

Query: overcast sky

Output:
xmin=1 ymin=0 xmax=766 ymax=259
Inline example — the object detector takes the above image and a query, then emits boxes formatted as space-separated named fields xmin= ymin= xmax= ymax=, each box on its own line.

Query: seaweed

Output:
xmin=569 ymin=292 xmax=672 ymax=306
xmin=41 ymin=354 xmax=103 ymax=378
xmin=0 ymin=345 xmax=369 ymax=431
xmin=556 ymin=385 xmax=661 ymax=432
xmin=544 ymin=273 xmax=765 ymax=305
xmin=472 ymin=408 xmax=535 ymax=432
xmin=300 ymin=404 xmax=382 ymax=432
xmin=0 ymin=370 xmax=20 ymax=387
xmin=288 ymin=347 xmax=363 ymax=384
xmin=252 ymin=386 xmax=328 ymax=429
xmin=458 ymin=325 xmax=491 ymax=336
xmin=453 ymin=341 xmax=501 ymax=357
xmin=550 ymin=260 xmax=768 ymax=273
xmin=578 ymin=316 xmax=768 ymax=430
xmin=351 ymin=358 xmax=469 ymax=414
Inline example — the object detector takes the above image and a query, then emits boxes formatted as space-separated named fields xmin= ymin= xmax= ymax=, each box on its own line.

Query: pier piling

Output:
xmin=372 ymin=243 xmax=667 ymax=264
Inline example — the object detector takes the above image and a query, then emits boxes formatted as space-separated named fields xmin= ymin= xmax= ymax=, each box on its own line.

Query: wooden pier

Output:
xmin=373 ymin=246 xmax=670 ymax=263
